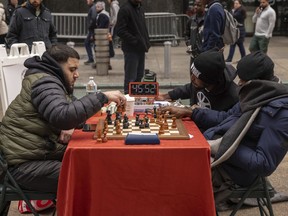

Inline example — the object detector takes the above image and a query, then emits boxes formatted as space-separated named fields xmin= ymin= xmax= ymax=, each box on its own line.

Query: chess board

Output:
xmin=94 ymin=118 xmax=190 ymax=140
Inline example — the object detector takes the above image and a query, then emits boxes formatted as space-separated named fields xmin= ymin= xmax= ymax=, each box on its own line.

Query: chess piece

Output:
xmin=163 ymin=114 xmax=169 ymax=130
xmin=102 ymin=131 xmax=108 ymax=143
xmin=158 ymin=122 xmax=164 ymax=135
xmin=106 ymin=110 xmax=112 ymax=125
xmin=144 ymin=116 xmax=149 ymax=128
xmin=172 ymin=117 xmax=177 ymax=128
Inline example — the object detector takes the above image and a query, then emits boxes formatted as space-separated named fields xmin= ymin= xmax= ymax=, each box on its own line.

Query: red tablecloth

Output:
xmin=57 ymin=119 xmax=216 ymax=216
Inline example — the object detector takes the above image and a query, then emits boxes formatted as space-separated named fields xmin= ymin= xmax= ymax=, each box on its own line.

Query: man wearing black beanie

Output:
xmin=157 ymin=51 xmax=239 ymax=131
xmin=188 ymin=51 xmax=288 ymax=208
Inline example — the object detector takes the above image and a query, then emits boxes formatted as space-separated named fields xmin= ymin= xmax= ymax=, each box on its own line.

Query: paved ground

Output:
xmin=4 ymin=36 xmax=288 ymax=215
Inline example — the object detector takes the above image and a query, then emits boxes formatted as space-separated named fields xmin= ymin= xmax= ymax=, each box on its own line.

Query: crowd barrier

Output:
xmin=52 ymin=13 xmax=189 ymax=43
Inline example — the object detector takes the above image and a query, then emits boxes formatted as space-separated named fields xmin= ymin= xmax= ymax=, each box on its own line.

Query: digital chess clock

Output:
xmin=129 ymin=82 xmax=159 ymax=97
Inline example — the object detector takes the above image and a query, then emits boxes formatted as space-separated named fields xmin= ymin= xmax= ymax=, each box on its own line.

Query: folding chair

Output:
xmin=219 ymin=176 xmax=276 ymax=216
xmin=0 ymin=152 xmax=57 ymax=216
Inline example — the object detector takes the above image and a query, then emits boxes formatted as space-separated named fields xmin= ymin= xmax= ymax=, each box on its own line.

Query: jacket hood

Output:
xmin=24 ymin=52 xmax=65 ymax=85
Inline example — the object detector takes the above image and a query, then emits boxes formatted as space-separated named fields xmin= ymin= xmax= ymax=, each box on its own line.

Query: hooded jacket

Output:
xmin=5 ymin=1 xmax=57 ymax=50
xmin=192 ymin=81 xmax=288 ymax=186
xmin=0 ymin=52 xmax=108 ymax=166
xmin=116 ymin=0 xmax=150 ymax=52
xmin=168 ymin=64 xmax=239 ymax=112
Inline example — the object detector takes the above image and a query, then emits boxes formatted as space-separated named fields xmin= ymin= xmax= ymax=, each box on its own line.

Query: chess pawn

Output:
xmin=102 ymin=131 xmax=108 ymax=143
xmin=158 ymin=122 xmax=165 ymax=135
xmin=172 ymin=117 xmax=177 ymax=128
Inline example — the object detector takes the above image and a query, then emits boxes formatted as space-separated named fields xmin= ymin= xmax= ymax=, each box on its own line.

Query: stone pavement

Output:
xmin=73 ymin=36 xmax=288 ymax=96
xmin=5 ymin=36 xmax=288 ymax=215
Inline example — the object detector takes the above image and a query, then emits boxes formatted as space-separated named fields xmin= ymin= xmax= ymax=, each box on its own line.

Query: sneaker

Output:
xmin=84 ymin=60 xmax=94 ymax=65
xmin=108 ymin=64 xmax=112 ymax=70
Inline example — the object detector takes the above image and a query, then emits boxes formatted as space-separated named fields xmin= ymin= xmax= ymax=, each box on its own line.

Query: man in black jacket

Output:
xmin=157 ymin=50 xmax=239 ymax=118
xmin=116 ymin=0 xmax=150 ymax=94
xmin=6 ymin=0 xmax=57 ymax=50
xmin=0 ymin=44 xmax=126 ymax=193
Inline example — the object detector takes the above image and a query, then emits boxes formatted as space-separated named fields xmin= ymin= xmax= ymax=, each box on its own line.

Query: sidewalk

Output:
xmin=74 ymin=36 xmax=288 ymax=95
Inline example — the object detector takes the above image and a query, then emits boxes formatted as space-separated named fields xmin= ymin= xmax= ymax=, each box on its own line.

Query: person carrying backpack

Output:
xmin=226 ymin=0 xmax=247 ymax=63
xmin=201 ymin=0 xmax=225 ymax=52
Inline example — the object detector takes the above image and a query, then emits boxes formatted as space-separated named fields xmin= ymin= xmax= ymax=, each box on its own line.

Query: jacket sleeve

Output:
xmin=192 ymin=103 xmax=240 ymax=131
xmin=227 ymin=109 xmax=288 ymax=176
xmin=31 ymin=76 xmax=108 ymax=130
xmin=168 ymin=83 xmax=193 ymax=101
xmin=5 ymin=10 xmax=20 ymax=48
xmin=49 ymin=18 xmax=57 ymax=44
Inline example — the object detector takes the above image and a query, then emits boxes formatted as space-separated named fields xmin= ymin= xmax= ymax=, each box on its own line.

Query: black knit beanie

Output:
xmin=237 ymin=51 xmax=274 ymax=81
xmin=193 ymin=51 xmax=225 ymax=84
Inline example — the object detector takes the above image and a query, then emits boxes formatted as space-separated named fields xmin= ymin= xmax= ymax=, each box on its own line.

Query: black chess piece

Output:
xmin=144 ymin=117 xmax=149 ymax=128
xmin=106 ymin=110 xmax=113 ymax=125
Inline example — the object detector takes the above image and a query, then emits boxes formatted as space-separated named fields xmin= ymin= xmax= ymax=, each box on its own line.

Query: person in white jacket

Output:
xmin=0 ymin=3 xmax=8 ymax=44
xmin=249 ymin=0 xmax=276 ymax=53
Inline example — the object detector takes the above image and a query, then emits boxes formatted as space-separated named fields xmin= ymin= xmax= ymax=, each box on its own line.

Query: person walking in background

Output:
xmin=84 ymin=0 xmax=97 ymax=65
xmin=0 ymin=2 xmax=8 ymax=44
xmin=249 ymin=0 xmax=276 ymax=54
xmin=107 ymin=0 xmax=119 ymax=44
xmin=226 ymin=0 xmax=247 ymax=63
xmin=116 ymin=0 xmax=150 ymax=94
xmin=201 ymin=0 xmax=225 ymax=52
xmin=5 ymin=0 xmax=57 ymax=51
xmin=5 ymin=0 xmax=19 ymax=25
xmin=185 ymin=0 xmax=205 ymax=66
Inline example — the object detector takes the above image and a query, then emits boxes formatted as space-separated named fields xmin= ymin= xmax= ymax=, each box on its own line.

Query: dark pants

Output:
xmin=123 ymin=51 xmax=145 ymax=94
xmin=226 ymin=41 xmax=246 ymax=62
xmin=84 ymin=31 xmax=94 ymax=62
xmin=226 ymin=27 xmax=246 ymax=62
xmin=9 ymin=160 xmax=61 ymax=193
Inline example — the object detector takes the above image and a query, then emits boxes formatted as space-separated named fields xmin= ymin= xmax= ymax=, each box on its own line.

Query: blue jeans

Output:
xmin=123 ymin=51 xmax=145 ymax=94
xmin=84 ymin=31 xmax=94 ymax=62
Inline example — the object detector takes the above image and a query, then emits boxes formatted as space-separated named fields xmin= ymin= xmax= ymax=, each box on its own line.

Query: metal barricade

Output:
xmin=52 ymin=13 xmax=87 ymax=39
xmin=145 ymin=13 xmax=189 ymax=45
xmin=51 ymin=13 xmax=189 ymax=43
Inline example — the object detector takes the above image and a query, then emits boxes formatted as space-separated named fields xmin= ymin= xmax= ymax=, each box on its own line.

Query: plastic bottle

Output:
xmin=86 ymin=77 xmax=97 ymax=94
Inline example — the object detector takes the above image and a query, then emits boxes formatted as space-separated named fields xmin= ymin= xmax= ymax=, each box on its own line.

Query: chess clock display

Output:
xmin=129 ymin=82 xmax=159 ymax=97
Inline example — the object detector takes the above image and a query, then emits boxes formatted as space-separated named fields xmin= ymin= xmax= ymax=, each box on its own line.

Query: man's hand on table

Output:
xmin=160 ymin=106 xmax=193 ymax=119
xmin=59 ymin=129 xmax=75 ymax=144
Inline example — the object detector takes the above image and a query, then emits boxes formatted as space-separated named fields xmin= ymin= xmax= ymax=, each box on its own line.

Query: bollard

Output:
xmin=164 ymin=41 xmax=171 ymax=79
xmin=95 ymin=28 xmax=109 ymax=76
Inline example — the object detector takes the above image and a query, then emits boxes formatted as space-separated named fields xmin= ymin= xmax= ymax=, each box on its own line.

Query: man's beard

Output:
xmin=63 ymin=75 xmax=74 ymax=95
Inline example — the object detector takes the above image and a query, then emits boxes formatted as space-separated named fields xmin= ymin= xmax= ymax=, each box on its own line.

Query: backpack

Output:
xmin=222 ymin=9 xmax=240 ymax=45
xmin=211 ymin=2 xmax=240 ymax=45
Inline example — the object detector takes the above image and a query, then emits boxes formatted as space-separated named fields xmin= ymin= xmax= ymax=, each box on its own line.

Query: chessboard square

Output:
xmin=141 ymin=129 xmax=150 ymax=133
xmin=169 ymin=130 xmax=179 ymax=134
xmin=150 ymin=126 xmax=159 ymax=129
